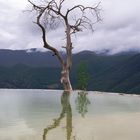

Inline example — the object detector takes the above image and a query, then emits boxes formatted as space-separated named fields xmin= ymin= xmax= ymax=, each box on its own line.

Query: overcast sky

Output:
xmin=0 ymin=0 xmax=140 ymax=54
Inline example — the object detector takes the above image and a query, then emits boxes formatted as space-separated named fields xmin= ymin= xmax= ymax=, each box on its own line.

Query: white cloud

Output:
xmin=0 ymin=0 xmax=140 ymax=54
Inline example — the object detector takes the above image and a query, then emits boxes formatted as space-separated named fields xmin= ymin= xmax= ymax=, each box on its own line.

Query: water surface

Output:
xmin=0 ymin=89 xmax=140 ymax=140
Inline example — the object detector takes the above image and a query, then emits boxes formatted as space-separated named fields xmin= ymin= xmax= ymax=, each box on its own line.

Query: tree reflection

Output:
xmin=43 ymin=91 xmax=91 ymax=140
xmin=75 ymin=91 xmax=91 ymax=117
xmin=43 ymin=91 xmax=72 ymax=140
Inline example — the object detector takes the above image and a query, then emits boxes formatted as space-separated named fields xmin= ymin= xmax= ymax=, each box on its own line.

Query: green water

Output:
xmin=0 ymin=89 xmax=140 ymax=140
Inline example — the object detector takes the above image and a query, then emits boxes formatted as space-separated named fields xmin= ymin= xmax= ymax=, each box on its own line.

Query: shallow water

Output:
xmin=0 ymin=89 xmax=140 ymax=140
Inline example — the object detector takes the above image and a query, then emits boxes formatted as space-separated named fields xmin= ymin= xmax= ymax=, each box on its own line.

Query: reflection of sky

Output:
xmin=0 ymin=89 xmax=140 ymax=140
xmin=87 ymin=92 xmax=140 ymax=115
xmin=0 ymin=120 xmax=36 ymax=140
xmin=0 ymin=89 xmax=62 ymax=125
xmin=71 ymin=91 xmax=140 ymax=116
xmin=0 ymin=89 xmax=63 ymax=140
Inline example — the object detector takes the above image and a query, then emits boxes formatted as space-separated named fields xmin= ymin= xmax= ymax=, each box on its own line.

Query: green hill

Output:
xmin=0 ymin=49 xmax=140 ymax=94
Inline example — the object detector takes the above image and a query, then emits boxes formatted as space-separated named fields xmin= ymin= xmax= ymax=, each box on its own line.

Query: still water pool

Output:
xmin=0 ymin=89 xmax=140 ymax=140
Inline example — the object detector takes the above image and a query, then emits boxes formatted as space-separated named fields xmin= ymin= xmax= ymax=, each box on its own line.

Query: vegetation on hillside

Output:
xmin=0 ymin=50 xmax=140 ymax=94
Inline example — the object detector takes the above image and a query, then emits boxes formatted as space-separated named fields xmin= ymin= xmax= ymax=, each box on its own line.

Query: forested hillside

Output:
xmin=0 ymin=49 xmax=139 ymax=94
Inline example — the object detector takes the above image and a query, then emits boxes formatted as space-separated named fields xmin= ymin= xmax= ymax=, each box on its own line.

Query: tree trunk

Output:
xmin=60 ymin=22 xmax=73 ymax=92
xmin=61 ymin=64 xmax=72 ymax=91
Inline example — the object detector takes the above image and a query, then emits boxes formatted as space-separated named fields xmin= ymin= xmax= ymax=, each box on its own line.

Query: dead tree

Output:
xmin=28 ymin=0 xmax=101 ymax=91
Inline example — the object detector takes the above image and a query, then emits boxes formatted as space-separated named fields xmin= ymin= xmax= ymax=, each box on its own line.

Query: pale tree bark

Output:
xmin=28 ymin=0 xmax=101 ymax=92
xmin=61 ymin=64 xmax=72 ymax=91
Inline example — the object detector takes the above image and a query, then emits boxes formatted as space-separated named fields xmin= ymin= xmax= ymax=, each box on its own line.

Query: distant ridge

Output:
xmin=0 ymin=49 xmax=140 ymax=94
xmin=0 ymin=49 xmax=60 ymax=67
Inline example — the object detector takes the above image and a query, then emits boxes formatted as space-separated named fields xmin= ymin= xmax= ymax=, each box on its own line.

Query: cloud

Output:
xmin=0 ymin=0 xmax=140 ymax=54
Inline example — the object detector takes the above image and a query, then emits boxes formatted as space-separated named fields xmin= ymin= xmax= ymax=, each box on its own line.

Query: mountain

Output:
xmin=0 ymin=49 xmax=61 ymax=67
xmin=0 ymin=49 xmax=140 ymax=94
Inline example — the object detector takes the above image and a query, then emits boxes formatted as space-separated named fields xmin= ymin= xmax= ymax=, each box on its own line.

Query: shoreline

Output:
xmin=0 ymin=88 xmax=139 ymax=97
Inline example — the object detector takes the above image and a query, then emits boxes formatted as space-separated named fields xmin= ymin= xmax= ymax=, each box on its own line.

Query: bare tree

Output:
xmin=28 ymin=0 xmax=101 ymax=91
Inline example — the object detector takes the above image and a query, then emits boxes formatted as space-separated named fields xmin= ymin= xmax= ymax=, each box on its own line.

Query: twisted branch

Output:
xmin=28 ymin=0 xmax=101 ymax=66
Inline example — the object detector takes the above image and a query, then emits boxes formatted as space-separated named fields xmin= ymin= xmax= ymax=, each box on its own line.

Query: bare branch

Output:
xmin=29 ymin=0 xmax=64 ymax=65
xmin=28 ymin=0 xmax=101 ymax=90
xmin=65 ymin=2 xmax=101 ymax=34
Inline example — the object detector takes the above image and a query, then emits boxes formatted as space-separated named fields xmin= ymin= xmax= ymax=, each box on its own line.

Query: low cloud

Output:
xmin=0 ymin=0 xmax=140 ymax=54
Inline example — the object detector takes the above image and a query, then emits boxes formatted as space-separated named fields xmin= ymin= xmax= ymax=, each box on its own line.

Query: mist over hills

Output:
xmin=0 ymin=49 xmax=61 ymax=67
xmin=0 ymin=49 xmax=140 ymax=94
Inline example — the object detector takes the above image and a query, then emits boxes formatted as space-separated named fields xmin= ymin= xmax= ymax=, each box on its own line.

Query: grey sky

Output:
xmin=0 ymin=0 xmax=140 ymax=54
